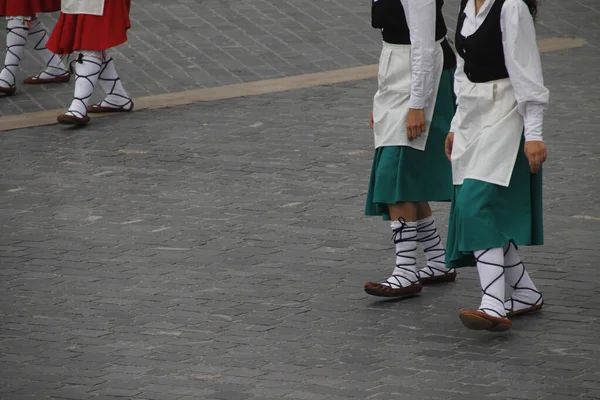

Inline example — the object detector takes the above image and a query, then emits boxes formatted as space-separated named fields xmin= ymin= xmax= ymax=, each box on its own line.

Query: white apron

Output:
xmin=61 ymin=0 xmax=105 ymax=16
xmin=451 ymin=78 xmax=524 ymax=187
xmin=372 ymin=40 xmax=443 ymax=151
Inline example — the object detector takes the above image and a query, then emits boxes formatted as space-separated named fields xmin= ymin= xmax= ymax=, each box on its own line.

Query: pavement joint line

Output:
xmin=0 ymin=37 xmax=586 ymax=133
xmin=572 ymin=215 xmax=600 ymax=221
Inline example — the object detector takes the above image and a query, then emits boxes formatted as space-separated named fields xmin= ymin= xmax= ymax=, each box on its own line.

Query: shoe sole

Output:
xmin=460 ymin=313 xmax=511 ymax=332
xmin=88 ymin=100 xmax=135 ymax=114
xmin=57 ymin=113 xmax=91 ymax=126
xmin=420 ymin=273 xmax=457 ymax=285
xmin=57 ymin=118 xmax=89 ymax=126
xmin=23 ymin=76 xmax=71 ymax=84
xmin=507 ymin=301 xmax=544 ymax=318
xmin=364 ymin=286 xmax=422 ymax=298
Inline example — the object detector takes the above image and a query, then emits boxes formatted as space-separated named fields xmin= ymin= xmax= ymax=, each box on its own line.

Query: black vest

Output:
xmin=372 ymin=0 xmax=447 ymax=44
xmin=372 ymin=0 xmax=456 ymax=69
xmin=455 ymin=0 xmax=509 ymax=82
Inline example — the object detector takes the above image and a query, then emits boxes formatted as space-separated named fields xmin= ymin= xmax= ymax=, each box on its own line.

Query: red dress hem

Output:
xmin=0 ymin=0 xmax=61 ymax=17
xmin=47 ymin=0 xmax=131 ymax=54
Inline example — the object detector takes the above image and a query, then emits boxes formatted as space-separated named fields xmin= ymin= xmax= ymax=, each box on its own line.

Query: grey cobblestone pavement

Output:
xmin=1 ymin=0 xmax=600 ymax=399
xmin=0 ymin=0 xmax=599 ymax=116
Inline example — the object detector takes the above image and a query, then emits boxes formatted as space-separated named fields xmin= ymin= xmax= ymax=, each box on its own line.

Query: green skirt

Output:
xmin=365 ymin=68 xmax=455 ymax=220
xmin=445 ymin=139 xmax=544 ymax=268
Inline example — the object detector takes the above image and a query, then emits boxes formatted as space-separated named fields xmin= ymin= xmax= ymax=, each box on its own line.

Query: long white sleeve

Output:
xmin=401 ymin=0 xmax=437 ymax=110
xmin=500 ymin=0 xmax=549 ymax=142
xmin=450 ymin=55 xmax=465 ymax=133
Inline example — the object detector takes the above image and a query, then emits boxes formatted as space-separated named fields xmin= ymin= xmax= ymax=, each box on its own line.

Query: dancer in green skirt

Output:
xmin=363 ymin=0 xmax=457 ymax=298
xmin=445 ymin=0 xmax=548 ymax=331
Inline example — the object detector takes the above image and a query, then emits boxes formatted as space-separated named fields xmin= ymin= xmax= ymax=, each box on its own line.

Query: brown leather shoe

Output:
xmin=57 ymin=113 xmax=90 ymax=126
xmin=364 ymin=281 xmax=422 ymax=298
xmin=23 ymin=72 xmax=71 ymax=84
xmin=420 ymin=270 xmax=457 ymax=284
xmin=0 ymin=85 xmax=16 ymax=96
xmin=87 ymin=100 xmax=134 ymax=114
xmin=459 ymin=310 xmax=512 ymax=332
xmin=506 ymin=300 xmax=544 ymax=318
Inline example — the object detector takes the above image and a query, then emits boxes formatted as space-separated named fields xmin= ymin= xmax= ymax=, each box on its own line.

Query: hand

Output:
xmin=369 ymin=111 xmax=374 ymax=129
xmin=406 ymin=108 xmax=425 ymax=140
xmin=445 ymin=132 xmax=454 ymax=161
xmin=524 ymin=141 xmax=547 ymax=173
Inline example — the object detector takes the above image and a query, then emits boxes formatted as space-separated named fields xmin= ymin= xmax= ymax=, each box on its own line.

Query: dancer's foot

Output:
xmin=505 ymin=297 xmax=544 ymax=318
xmin=0 ymin=18 xmax=28 ymax=97
xmin=364 ymin=280 xmax=422 ymax=298
xmin=365 ymin=218 xmax=421 ymax=298
xmin=503 ymin=242 xmax=544 ymax=318
xmin=59 ymin=51 xmax=103 ymax=127
xmin=418 ymin=266 xmax=457 ymax=284
xmin=57 ymin=110 xmax=90 ymax=126
xmin=91 ymin=54 xmax=132 ymax=114
xmin=87 ymin=99 xmax=134 ymax=113
xmin=0 ymin=84 xmax=16 ymax=96
xmin=23 ymin=71 xmax=70 ymax=84
xmin=416 ymin=216 xmax=455 ymax=284
xmin=459 ymin=309 xmax=512 ymax=332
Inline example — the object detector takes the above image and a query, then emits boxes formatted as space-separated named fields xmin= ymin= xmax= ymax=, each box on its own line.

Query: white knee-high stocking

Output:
xmin=28 ymin=18 xmax=67 ymax=79
xmin=96 ymin=51 xmax=132 ymax=109
xmin=381 ymin=219 xmax=419 ymax=288
xmin=66 ymin=51 xmax=103 ymax=118
xmin=416 ymin=216 xmax=451 ymax=279
xmin=503 ymin=242 xmax=543 ymax=312
xmin=0 ymin=17 xmax=29 ymax=88
xmin=474 ymin=248 xmax=506 ymax=318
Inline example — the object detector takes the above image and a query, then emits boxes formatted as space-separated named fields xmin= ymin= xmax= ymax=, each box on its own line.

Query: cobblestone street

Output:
xmin=0 ymin=1 xmax=599 ymax=399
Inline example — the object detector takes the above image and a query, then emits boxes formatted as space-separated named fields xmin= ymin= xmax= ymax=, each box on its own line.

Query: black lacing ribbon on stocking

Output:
xmin=66 ymin=54 xmax=102 ymax=118
xmin=29 ymin=20 xmax=66 ymax=79
xmin=382 ymin=218 xmax=419 ymax=288
xmin=97 ymin=56 xmax=132 ymax=109
xmin=475 ymin=248 xmax=506 ymax=318
xmin=504 ymin=242 xmax=542 ymax=311
xmin=0 ymin=22 xmax=28 ymax=89
xmin=417 ymin=219 xmax=453 ymax=278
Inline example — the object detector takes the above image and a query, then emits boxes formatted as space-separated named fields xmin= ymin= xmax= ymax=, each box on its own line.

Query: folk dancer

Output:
xmin=47 ymin=0 xmax=133 ymax=125
xmin=445 ymin=0 xmax=548 ymax=331
xmin=0 ymin=0 xmax=69 ymax=96
xmin=363 ymin=0 xmax=458 ymax=298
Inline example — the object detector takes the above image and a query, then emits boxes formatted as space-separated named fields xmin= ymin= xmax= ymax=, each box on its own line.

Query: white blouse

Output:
xmin=399 ymin=0 xmax=437 ymax=110
xmin=450 ymin=0 xmax=550 ymax=141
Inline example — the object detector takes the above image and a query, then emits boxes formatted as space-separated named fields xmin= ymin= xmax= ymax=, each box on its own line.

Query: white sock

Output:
xmin=416 ymin=216 xmax=451 ymax=279
xmin=66 ymin=51 xmax=103 ymax=118
xmin=96 ymin=52 xmax=132 ymax=109
xmin=503 ymin=242 xmax=543 ymax=312
xmin=28 ymin=19 xmax=67 ymax=79
xmin=474 ymin=248 xmax=506 ymax=318
xmin=0 ymin=17 xmax=29 ymax=88
xmin=380 ymin=220 xmax=419 ymax=288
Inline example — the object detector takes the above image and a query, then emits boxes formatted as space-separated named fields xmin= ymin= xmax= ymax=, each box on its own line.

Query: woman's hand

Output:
xmin=524 ymin=141 xmax=547 ymax=173
xmin=369 ymin=111 xmax=374 ymax=129
xmin=445 ymin=132 xmax=454 ymax=161
xmin=406 ymin=109 xmax=425 ymax=140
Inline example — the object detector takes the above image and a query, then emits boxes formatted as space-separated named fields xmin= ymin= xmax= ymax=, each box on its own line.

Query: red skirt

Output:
xmin=0 ymin=0 xmax=61 ymax=17
xmin=47 ymin=0 xmax=131 ymax=54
